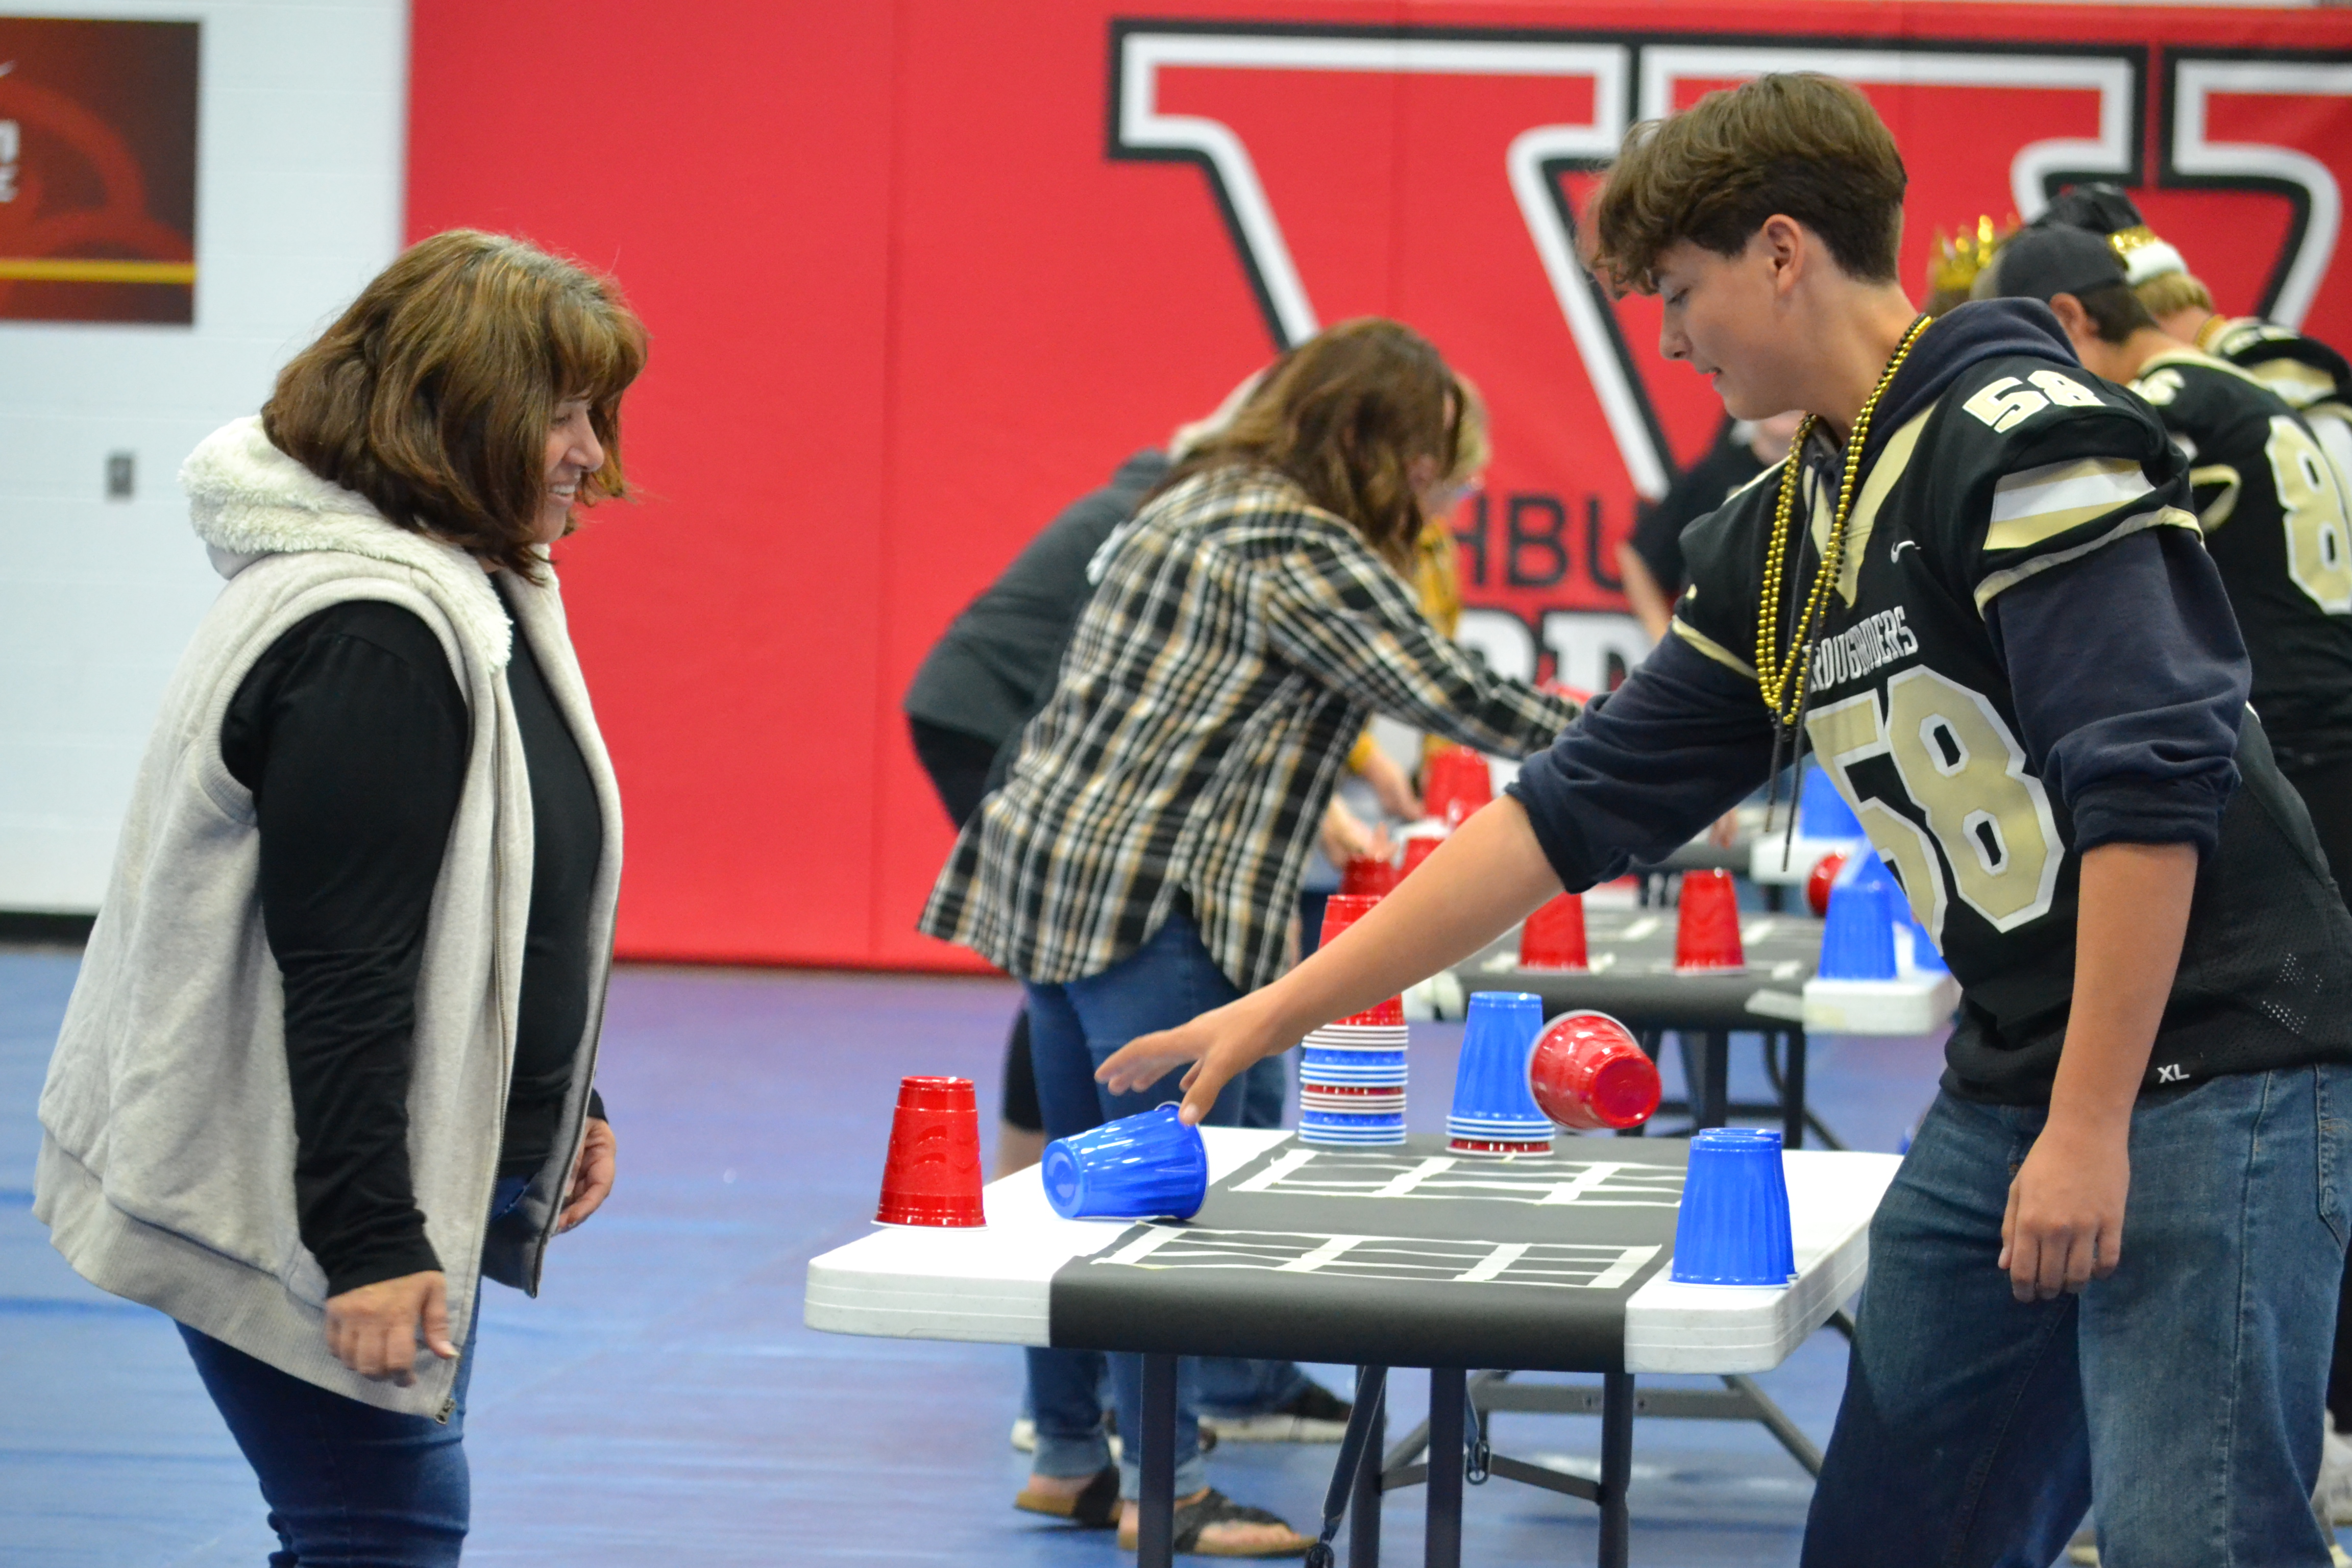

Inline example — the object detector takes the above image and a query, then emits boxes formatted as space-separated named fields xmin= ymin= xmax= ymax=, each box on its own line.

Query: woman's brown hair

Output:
xmin=262 ymin=229 xmax=648 ymax=578
xmin=1164 ymin=317 xmax=1458 ymax=571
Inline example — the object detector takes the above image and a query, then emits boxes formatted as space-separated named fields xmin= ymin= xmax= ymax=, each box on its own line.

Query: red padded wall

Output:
xmin=408 ymin=0 xmax=2352 ymax=970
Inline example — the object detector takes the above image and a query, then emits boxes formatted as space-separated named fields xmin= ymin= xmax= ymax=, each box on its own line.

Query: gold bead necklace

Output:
xmin=1754 ymin=313 xmax=1932 ymax=728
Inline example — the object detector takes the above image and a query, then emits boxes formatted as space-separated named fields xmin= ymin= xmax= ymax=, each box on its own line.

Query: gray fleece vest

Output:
xmin=33 ymin=416 xmax=623 ymax=1418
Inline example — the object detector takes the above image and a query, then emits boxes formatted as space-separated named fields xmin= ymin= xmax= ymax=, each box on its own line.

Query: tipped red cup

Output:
xmin=1530 ymin=1012 xmax=1661 ymax=1131
xmin=1340 ymin=855 xmax=1399 ymax=897
xmin=1675 ymin=868 xmax=1746 ymax=971
xmin=1806 ymin=852 xmax=1847 ymax=919
xmin=1518 ymin=893 xmax=1588 ymax=970
xmin=875 ymin=1075 xmax=986 ymax=1227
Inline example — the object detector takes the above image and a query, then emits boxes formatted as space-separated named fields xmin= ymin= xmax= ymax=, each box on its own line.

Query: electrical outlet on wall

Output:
xmin=105 ymin=452 xmax=133 ymax=500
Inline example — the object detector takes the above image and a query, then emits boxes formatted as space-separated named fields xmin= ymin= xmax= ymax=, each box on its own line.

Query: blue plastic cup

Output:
xmin=1818 ymin=876 xmax=1897 ymax=981
xmin=1299 ymin=1107 xmax=1408 ymax=1143
xmin=1040 ymin=1105 xmax=1209 ymax=1220
xmin=1671 ymin=1128 xmax=1796 ymax=1285
xmin=1448 ymin=991 xmax=1549 ymax=1139
xmin=1798 ymin=763 xmax=1861 ymax=839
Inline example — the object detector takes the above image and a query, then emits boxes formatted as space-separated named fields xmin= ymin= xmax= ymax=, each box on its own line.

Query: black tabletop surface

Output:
xmin=1048 ymin=1135 xmax=1692 ymax=1371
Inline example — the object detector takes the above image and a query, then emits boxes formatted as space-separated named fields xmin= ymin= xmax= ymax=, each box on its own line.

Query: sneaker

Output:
xmin=1198 ymin=1382 xmax=1353 ymax=1443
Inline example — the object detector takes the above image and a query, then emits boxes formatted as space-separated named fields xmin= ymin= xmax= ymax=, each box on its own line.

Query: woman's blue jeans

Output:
xmin=1803 ymin=1067 xmax=2352 ymax=1567
xmin=1022 ymin=910 xmax=1297 ymax=1500
xmin=176 ymin=1175 xmax=529 ymax=1566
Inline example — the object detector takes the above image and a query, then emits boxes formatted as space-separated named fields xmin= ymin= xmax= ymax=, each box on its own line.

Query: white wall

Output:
xmin=0 ymin=1 xmax=407 ymax=911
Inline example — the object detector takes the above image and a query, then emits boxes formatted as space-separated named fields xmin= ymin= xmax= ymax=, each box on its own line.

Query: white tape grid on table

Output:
xmin=1094 ymin=1224 xmax=1664 ymax=1293
xmin=1230 ymin=1147 xmax=1684 ymax=1207
xmin=805 ymin=1130 xmax=1902 ymax=1375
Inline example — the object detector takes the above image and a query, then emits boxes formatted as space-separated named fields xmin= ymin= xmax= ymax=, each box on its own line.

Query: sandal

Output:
xmin=1117 ymin=1488 xmax=1313 ymax=1558
xmin=1014 ymin=1463 xmax=1120 ymax=1528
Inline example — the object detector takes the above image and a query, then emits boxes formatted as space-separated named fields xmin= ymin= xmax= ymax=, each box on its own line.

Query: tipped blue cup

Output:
xmin=1798 ymin=763 xmax=1861 ymax=839
xmin=1818 ymin=876 xmax=1897 ymax=981
xmin=1671 ymin=1127 xmax=1796 ymax=1286
xmin=1041 ymin=1105 xmax=1209 ymax=1221
xmin=1448 ymin=991 xmax=1549 ymax=1140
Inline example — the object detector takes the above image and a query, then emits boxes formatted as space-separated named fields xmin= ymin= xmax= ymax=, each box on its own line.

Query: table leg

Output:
xmin=1698 ymin=1031 xmax=1730 ymax=1129
xmin=1350 ymin=1367 xmax=1386 ymax=1568
xmin=1780 ymin=1028 xmax=1808 ymax=1150
xmin=1426 ymin=1366 xmax=1464 ymax=1568
xmin=1139 ymin=1353 xmax=1178 ymax=1568
xmin=1598 ymin=1370 xmax=1634 ymax=1568
xmin=1764 ymin=884 xmax=1785 ymax=913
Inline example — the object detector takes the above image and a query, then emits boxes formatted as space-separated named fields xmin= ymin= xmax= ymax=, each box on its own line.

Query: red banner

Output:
xmin=409 ymin=1 xmax=2352 ymax=970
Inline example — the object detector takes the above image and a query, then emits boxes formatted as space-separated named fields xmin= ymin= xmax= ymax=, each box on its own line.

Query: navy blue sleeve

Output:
xmin=1506 ymin=632 xmax=1777 ymax=891
xmin=225 ymin=601 xmax=468 ymax=1298
xmin=1985 ymin=527 xmax=2247 ymax=856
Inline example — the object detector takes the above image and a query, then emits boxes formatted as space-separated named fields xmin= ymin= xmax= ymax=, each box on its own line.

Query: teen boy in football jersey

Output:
xmin=1099 ymin=73 xmax=2352 ymax=1565
xmin=2033 ymin=183 xmax=2352 ymax=496
xmin=1991 ymin=223 xmax=2352 ymax=975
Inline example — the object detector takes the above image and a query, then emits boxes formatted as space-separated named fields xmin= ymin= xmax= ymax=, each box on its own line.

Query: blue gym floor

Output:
xmin=2 ymin=942 xmax=1949 ymax=1564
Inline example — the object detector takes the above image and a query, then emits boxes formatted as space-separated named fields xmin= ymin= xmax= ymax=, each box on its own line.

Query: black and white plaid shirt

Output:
xmin=920 ymin=465 xmax=1579 ymax=993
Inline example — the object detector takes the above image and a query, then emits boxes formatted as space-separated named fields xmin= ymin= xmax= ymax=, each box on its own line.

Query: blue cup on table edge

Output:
xmin=1671 ymin=1127 xmax=1797 ymax=1286
xmin=1041 ymin=1105 xmax=1209 ymax=1221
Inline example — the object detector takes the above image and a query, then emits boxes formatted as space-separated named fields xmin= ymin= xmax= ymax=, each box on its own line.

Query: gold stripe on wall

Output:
xmin=0 ymin=259 xmax=197 ymax=285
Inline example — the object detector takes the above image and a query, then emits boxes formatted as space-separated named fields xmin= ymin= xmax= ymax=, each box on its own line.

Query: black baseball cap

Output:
xmin=1988 ymin=223 xmax=2128 ymax=304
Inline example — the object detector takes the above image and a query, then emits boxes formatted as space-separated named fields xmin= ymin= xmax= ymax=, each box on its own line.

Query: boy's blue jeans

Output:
xmin=1021 ymin=910 xmax=1305 ymax=1501
xmin=1804 ymin=1066 xmax=2352 ymax=1567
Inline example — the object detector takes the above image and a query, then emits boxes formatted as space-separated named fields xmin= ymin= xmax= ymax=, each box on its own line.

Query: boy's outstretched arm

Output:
xmin=1099 ymin=629 xmax=1779 ymax=1122
xmin=1097 ymin=797 xmax=1564 ymax=1122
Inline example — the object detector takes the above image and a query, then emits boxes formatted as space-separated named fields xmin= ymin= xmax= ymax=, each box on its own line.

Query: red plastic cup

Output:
xmin=1319 ymin=893 xmax=1381 ymax=946
xmin=1805 ymin=852 xmax=1847 ymax=919
xmin=1675 ymin=868 xmax=1746 ymax=970
xmin=1517 ymin=893 xmax=1588 ymax=970
xmin=1317 ymin=893 xmax=1402 ymax=1030
xmin=1530 ymin=1012 xmax=1661 ymax=1131
xmin=1424 ymin=745 xmax=1494 ymax=826
xmin=875 ymin=1075 xmax=986 ymax=1227
xmin=1340 ymin=855 xmax=1399 ymax=897
xmin=1400 ymin=834 xmax=1443 ymax=878
xmin=1318 ymin=894 xmax=1406 ymax=1024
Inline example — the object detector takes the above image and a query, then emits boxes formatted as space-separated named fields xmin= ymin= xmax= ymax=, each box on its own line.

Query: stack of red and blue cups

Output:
xmin=1297 ymin=894 xmax=1408 ymax=1146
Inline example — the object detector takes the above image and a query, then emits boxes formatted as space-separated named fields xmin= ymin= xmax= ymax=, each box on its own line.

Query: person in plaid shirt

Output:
xmin=922 ymin=317 xmax=1577 ymax=1557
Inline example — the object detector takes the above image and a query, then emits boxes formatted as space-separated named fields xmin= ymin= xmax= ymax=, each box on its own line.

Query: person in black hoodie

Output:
xmin=1097 ymin=74 xmax=2352 ymax=1566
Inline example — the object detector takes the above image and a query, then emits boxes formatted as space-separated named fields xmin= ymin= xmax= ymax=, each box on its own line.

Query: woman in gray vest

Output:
xmin=33 ymin=230 xmax=641 ymax=1563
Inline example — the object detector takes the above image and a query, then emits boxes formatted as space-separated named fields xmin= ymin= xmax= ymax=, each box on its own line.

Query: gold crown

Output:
xmin=1928 ymin=215 xmax=2008 ymax=297
xmin=2106 ymin=224 xmax=2161 ymax=259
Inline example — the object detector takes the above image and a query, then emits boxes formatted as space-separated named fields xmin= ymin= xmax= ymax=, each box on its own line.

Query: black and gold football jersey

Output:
xmin=2130 ymin=350 xmax=2352 ymax=767
xmin=1674 ymin=345 xmax=2352 ymax=1100
xmin=2203 ymin=316 xmax=2352 ymax=494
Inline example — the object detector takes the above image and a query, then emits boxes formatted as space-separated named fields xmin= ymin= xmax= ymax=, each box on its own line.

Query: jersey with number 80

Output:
xmin=2132 ymin=350 xmax=2352 ymax=764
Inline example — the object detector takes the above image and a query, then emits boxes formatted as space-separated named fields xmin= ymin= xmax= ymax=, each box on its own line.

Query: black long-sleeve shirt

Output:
xmin=223 ymin=589 xmax=604 ymax=1297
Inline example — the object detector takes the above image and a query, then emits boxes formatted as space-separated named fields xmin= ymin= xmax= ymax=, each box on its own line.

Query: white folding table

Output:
xmin=807 ymin=1129 xmax=1901 ymax=1566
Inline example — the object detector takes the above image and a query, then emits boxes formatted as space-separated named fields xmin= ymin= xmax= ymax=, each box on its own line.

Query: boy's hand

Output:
xmin=1100 ymin=996 xmax=1285 ymax=1123
xmin=1999 ymin=1112 xmax=2130 ymax=1301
